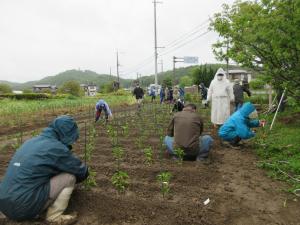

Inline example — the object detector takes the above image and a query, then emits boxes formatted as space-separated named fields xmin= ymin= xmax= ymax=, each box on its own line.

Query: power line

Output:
xmin=121 ymin=19 xmax=210 ymax=76
xmin=159 ymin=30 xmax=211 ymax=57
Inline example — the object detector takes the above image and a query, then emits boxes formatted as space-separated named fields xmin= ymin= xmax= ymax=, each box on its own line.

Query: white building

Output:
xmin=80 ymin=84 xmax=97 ymax=96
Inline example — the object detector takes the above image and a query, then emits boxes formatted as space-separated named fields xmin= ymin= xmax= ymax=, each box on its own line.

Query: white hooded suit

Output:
xmin=207 ymin=68 xmax=234 ymax=125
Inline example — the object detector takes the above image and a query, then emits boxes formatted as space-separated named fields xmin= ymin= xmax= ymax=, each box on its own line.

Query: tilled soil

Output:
xmin=0 ymin=105 xmax=299 ymax=225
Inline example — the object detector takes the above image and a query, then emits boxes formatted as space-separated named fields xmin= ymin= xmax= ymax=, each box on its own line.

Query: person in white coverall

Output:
xmin=207 ymin=68 xmax=234 ymax=130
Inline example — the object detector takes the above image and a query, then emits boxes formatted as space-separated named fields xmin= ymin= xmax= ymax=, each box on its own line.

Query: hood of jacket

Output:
xmin=41 ymin=115 xmax=79 ymax=146
xmin=239 ymin=102 xmax=256 ymax=117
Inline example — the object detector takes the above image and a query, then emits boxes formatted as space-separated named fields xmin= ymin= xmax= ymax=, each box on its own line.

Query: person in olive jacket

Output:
xmin=164 ymin=103 xmax=213 ymax=161
xmin=0 ymin=116 xmax=88 ymax=224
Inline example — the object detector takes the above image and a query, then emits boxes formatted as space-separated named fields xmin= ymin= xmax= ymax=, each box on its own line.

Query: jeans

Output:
xmin=164 ymin=135 xmax=213 ymax=160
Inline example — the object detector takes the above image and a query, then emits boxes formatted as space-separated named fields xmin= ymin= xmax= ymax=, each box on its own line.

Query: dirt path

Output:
xmin=0 ymin=104 xmax=299 ymax=225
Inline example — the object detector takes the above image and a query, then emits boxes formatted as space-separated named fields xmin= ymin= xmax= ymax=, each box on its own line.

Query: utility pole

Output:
xmin=158 ymin=59 xmax=164 ymax=73
xmin=226 ymin=40 xmax=229 ymax=78
xmin=153 ymin=0 xmax=162 ymax=86
xmin=116 ymin=51 xmax=120 ymax=83
xmin=109 ymin=67 xmax=112 ymax=80
xmin=173 ymin=56 xmax=184 ymax=85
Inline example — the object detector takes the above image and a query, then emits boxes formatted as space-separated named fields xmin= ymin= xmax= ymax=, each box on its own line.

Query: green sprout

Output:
xmin=174 ymin=147 xmax=185 ymax=164
xmin=112 ymin=146 xmax=124 ymax=170
xmin=157 ymin=171 xmax=172 ymax=198
xmin=143 ymin=147 xmax=153 ymax=165
xmin=111 ymin=170 xmax=129 ymax=193
xmin=84 ymin=169 xmax=97 ymax=189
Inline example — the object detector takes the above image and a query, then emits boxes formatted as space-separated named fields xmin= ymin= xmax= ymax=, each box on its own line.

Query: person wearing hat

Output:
xmin=207 ymin=68 xmax=234 ymax=130
xmin=233 ymin=78 xmax=251 ymax=111
xmin=0 ymin=116 xmax=89 ymax=224
xmin=219 ymin=102 xmax=265 ymax=147
xmin=95 ymin=99 xmax=113 ymax=123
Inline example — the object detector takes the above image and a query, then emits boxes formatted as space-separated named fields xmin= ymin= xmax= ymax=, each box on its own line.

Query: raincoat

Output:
xmin=95 ymin=99 xmax=112 ymax=121
xmin=218 ymin=102 xmax=260 ymax=141
xmin=0 ymin=116 xmax=88 ymax=221
xmin=207 ymin=68 xmax=234 ymax=125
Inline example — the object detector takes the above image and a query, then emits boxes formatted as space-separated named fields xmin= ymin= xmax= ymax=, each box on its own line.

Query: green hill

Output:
xmin=2 ymin=70 xmax=133 ymax=90
xmin=1 ymin=64 xmax=249 ymax=91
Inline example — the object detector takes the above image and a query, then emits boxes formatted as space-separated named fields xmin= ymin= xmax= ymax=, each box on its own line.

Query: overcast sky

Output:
xmin=0 ymin=0 xmax=235 ymax=83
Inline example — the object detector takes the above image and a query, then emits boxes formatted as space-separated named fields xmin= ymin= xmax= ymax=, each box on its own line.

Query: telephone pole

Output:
xmin=153 ymin=0 xmax=162 ymax=85
xmin=116 ymin=51 xmax=120 ymax=83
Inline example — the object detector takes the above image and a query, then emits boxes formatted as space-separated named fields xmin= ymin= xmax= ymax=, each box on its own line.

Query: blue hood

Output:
xmin=42 ymin=115 xmax=79 ymax=146
xmin=239 ymin=102 xmax=256 ymax=117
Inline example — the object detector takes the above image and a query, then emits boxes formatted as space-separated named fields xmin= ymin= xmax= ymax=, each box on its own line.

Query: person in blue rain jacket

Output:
xmin=219 ymin=102 xmax=264 ymax=146
xmin=0 ymin=116 xmax=88 ymax=224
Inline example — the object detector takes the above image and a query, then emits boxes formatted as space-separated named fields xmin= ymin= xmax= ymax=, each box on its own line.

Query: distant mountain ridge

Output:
xmin=1 ymin=64 xmax=247 ymax=90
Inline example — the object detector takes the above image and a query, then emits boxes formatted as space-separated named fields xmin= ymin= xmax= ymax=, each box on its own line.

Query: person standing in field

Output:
xmin=178 ymin=87 xmax=185 ymax=101
xmin=160 ymin=87 xmax=165 ymax=104
xmin=150 ymin=88 xmax=156 ymax=102
xmin=95 ymin=99 xmax=113 ymax=123
xmin=133 ymin=84 xmax=144 ymax=108
xmin=233 ymin=79 xmax=251 ymax=111
xmin=0 ymin=116 xmax=89 ymax=224
xmin=207 ymin=68 xmax=234 ymax=130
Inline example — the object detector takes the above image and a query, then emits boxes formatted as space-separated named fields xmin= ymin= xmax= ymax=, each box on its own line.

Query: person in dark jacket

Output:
xmin=0 ymin=116 xmax=88 ymax=224
xmin=164 ymin=103 xmax=213 ymax=161
xmin=171 ymin=99 xmax=184 ymax=113
xmin=133 ymin=84 xmax=144 ymax=107
xmin=95 ymin=99 xmax=113 ymax=123
xmin=233 ymin=79 xmax=251 ymax=111
xmin=160 ymin=87 xmax=165 ymax=104
xmin=150 ymin=88 xmax=156 ymax=102
xmin=178 ymin=87 xmax=185 ymax=101
xmin=219 ymin=102 xmax=264 ymax=146
xmin=199 ymin=83 xmax=208 ymax=108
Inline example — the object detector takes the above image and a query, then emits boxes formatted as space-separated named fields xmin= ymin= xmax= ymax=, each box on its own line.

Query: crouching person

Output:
xmin=0 ymin=116 xmax=89 ymax=224
xmin=219 ymin=102 xmax=264 ymax=147
xmin=164 ymin=103 xmax=213 ymax=161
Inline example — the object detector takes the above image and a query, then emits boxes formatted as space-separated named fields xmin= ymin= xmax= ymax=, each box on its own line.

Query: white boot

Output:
xmin=46 ymin=187 xmax=77 ymax=224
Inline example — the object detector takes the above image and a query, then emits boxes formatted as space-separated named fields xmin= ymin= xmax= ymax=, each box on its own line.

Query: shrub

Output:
xmin=0 ymin=93 xmax=49 ymax=100
xmin=0 ymin=84 xmax=12 ymax=94
xmin=250 ymin=79 xmax=265 ymax=90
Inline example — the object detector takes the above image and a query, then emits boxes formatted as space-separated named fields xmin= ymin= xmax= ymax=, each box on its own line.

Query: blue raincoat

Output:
xmin=0 ymin=116 xmax=88 ymax=221
xmin=218 ymin=102 xmax=260 ymax=141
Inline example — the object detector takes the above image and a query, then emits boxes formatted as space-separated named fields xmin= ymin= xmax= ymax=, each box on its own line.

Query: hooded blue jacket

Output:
xmin=219 ymin=102 xmax=260 ymax=141
xmin=0 ymin=116 xmax=88 ymax=221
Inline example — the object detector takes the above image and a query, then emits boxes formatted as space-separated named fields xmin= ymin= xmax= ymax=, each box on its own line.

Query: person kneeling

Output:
xmin=218 ymin=102 xmax=264 ymax=147
xmin=0 ymin=116 xmax=89 ymax=224
xmin=164 ymin=103 xmax=213 ymax=161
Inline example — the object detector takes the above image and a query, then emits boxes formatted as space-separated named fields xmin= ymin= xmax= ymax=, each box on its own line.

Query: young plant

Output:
xmin=157 ymin=171 xmax=172 ymax=198
xmin=112 ymin=146 xmax=124 ymax=170
xmin=84 ymin=169 xmax=97 ymax=189
xmin=111 ymin=170 xmax=129 ymax=193
xmin=121 ymin=123 xmax=129 ymax=137
xmin=174 ymin=147 xmax=185 ymax=164
xmin=143 ymin=147 xmax=153 ymax=165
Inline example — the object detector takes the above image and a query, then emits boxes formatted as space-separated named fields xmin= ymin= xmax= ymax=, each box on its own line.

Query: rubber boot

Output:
xmin=46 ymin=187 xmax=77 ymax=225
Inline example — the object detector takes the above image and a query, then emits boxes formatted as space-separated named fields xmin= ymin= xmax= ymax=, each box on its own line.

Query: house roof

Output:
xmin=228 ymin=69 xmax=249 ymax=74
xmin=33 ymin=84 xmax=56 ymax=88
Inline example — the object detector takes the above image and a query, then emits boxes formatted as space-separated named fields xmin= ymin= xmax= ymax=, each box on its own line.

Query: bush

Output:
xmin=0 ymin=93 xmax=49 ymax=100
xmin=250 ymin=79 xmax=265 ymax=90
xmin=0 ymin=84 xmax=12 ymax=94
xmin=58 ymin=80 xmax=82 ymax=97
xmin=112 ymin=89 xmax=130 ymax=96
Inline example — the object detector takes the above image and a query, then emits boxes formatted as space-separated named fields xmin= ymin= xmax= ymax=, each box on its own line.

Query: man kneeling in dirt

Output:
xmin=0 ymin=116 xmax=89 ymax=224
xmin=164 ymin=103 xmax=213 ymax=161
xmin=218 ymin=102 xmax=265 ymax=147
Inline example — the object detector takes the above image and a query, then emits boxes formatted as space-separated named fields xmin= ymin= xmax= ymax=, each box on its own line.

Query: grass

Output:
xmin=252 ymin=106 xmax=300 ymax=193
xmin=0 ymin=93 xmax=136 ymax=126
